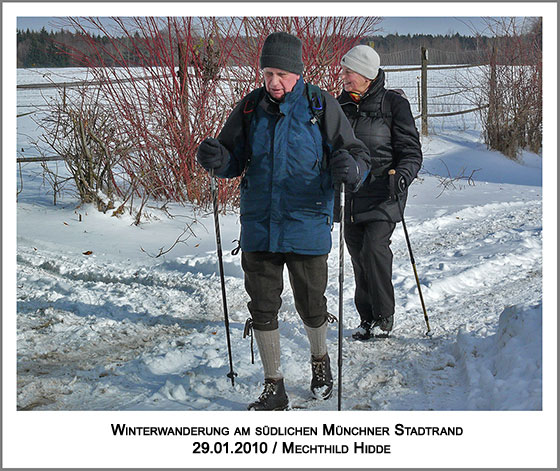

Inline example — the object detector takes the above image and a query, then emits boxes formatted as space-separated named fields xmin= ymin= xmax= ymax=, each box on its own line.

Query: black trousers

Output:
xmin=344 ymin=220 xmax=396 ymax=323
xmin=241 ymin=251 xmax=329 ymax=331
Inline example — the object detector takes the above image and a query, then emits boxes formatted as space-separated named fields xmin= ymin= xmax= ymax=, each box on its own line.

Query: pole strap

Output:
xmin=243 ymin=318 xmax=255 ymax=365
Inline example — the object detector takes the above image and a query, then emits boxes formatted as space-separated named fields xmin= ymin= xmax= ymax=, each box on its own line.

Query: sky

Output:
xmin=16 ymin=16 xmax=497 ymax=37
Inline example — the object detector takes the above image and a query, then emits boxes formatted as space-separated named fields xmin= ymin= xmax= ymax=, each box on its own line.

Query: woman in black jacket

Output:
xmin=337 ymin=45 xmax=423 ymax=340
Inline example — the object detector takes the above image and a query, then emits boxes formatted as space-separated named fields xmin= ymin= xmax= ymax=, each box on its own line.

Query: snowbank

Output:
xmin=455 ymin=304 xmax=542 ymax=410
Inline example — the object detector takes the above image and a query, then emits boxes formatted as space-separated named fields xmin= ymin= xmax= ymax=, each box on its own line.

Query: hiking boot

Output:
xmin=310 ymin=353 xmax=333 ymax=400
xmin=247 ymin=378 xmax=289 ymax=411
xmin=352 ymin=320 xmax=373 ymax=340
xmin=373 ymin=314 xmax=394 ymax=333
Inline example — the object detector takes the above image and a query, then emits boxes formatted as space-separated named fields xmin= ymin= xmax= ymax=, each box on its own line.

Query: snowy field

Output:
xmin=12 ymin=67 xmax=548 ymax=415
xmin=14 ymin=139 xmax=544 ymax=413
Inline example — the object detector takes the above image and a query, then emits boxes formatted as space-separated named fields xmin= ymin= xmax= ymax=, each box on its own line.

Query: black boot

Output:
xmin=373 ymin=314 xmax=394 ymax=333
xmin=310 ymin=353 xmax=333 ymax=400
xmin=352 ymin=320 xmax=373 ymax=340
xmin=247 ymin=378 xmax=289 ymax=411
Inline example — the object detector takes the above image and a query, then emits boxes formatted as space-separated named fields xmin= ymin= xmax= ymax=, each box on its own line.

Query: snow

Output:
xmin=6 ymin=66 xmax=557 ymax=468
xmin=15 ymin=173 xmax=543 ymax=411
xmin=13 ymin=92 xmax=546 ymax=411
xmin=455 ymin=305 xmax=542 ymax=410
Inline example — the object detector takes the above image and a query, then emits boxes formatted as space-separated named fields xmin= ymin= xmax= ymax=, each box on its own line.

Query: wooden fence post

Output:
xmin=421 ymin=46 xmax=428 ymax=136
xmin=416 ymin=76 xmax=421 ymax=112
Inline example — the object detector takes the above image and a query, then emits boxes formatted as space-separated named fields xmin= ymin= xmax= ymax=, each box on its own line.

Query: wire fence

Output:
xmin=379 ymin=47 xmax=486 ymax=66
xmin=17 ymin=47 xmax=488 ymax=163
xmin=385 ymin=65 xmax=486 ymax=118
xmin=382 ymin=48 xmax=487 ymax=134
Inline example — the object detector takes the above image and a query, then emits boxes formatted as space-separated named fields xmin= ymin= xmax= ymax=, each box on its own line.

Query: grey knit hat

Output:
xmin=341 ymin=45 xmax=381 ymax=80
xmin=260 ymin=32 xmax=304 ymax=75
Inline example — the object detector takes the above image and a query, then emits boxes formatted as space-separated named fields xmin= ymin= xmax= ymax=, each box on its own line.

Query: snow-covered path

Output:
xmin=338 ymin=198 xmax=542 ymax=411
xmin=16 ymin=175 xmax=542 ymax=411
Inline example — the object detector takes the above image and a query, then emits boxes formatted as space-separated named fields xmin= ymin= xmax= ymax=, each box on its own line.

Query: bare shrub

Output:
xmin=55 ymin=16 xmax=380 ymax=211
xmin=37 ymin=84 xmax=133 ymax=213
xmin=422 ymin=161 xmax=480 ymax=198
xmin=481 ymin=18 xmax=542 ymax=160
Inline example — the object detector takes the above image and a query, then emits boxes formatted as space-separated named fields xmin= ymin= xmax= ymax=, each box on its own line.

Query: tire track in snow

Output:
xmin=17 ymin=246 xmax=246 ymax=324
xmin=17 ymin=305 xmax=189 ymax=410
xmin=393 ymin=199 xmax=541 ymax=308
xmin=16 ymin=244 xmax=248 ymax=410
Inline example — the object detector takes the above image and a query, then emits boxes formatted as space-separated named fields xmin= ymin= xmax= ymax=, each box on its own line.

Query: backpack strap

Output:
xmin=306 ymin=83 xmax=324 ymax=126
xmin=305 ymin=83 xmax=331 ymax=169
xmin=356 ymin=110 xmax=384 ymax=118
xmin=380 ymin=89 xmax=392 ymax=128
xmin=381 ymin=88 xmax=407 ymax=128
xmin=240 ymin=87 xmax=265 ymax=171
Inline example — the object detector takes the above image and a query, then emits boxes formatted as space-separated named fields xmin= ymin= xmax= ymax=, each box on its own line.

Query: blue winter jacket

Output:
xmin=215 ymin=77 xmax=372 ymax=255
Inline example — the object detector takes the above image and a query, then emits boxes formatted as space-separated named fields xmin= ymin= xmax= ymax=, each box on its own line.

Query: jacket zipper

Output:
xmin=269 ymin=114 xmax=282 ymax=218
xmin=341 ymin=88 xmax=379 ymax=224
xmin=349 ymin=102 xmax=359 ymax=223
xmin=270 ymin=114 xmax=280 ymax=182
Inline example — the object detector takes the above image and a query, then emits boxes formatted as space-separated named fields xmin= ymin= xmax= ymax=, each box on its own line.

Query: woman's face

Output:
xmin=341 ymin=66 xmax=371 ymax=95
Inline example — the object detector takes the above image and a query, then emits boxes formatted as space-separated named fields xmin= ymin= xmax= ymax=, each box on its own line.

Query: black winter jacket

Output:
xmin=337 ymin=69 xmax=423 ymax=223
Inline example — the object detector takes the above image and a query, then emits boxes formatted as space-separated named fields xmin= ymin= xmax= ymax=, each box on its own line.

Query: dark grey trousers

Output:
xmin=241 ymin=251 xmax=329 ymax=331
xmin=344 ymin=220 xmax=396 ymax=323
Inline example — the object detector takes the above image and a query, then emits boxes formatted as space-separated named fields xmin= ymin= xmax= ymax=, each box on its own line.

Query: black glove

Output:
xmin=330 ymin=149 xmax=360 ymax=186
xmin=389 ymin=170 xmax=408 ymax=198
xmin=196 ymin=138 xmax=229 ymax=171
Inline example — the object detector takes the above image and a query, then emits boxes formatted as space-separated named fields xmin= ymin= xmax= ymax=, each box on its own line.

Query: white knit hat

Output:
xmin=341 ymin=45 xmax=381 ymax=80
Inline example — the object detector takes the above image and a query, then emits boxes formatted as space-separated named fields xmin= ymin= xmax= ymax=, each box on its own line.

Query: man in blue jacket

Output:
xmin=197 ymin=32 xmax=372 ymax=410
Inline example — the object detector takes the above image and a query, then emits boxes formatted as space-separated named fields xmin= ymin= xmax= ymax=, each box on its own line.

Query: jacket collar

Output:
xmin=362 ymin=68 xmax=386 ymax=99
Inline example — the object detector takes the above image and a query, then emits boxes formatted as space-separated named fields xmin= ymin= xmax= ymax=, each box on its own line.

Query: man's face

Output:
xmin=263 ymin=67 xmax=300 ymax=100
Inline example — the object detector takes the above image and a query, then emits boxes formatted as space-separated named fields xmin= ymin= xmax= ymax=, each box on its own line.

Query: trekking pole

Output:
xmin=388 ymin=170 xmax=432 ymax=337
xmin=210 ymin=169 xmax=238 ymax=385
xmin=337 ymin=183 xmax=345 ymax=411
